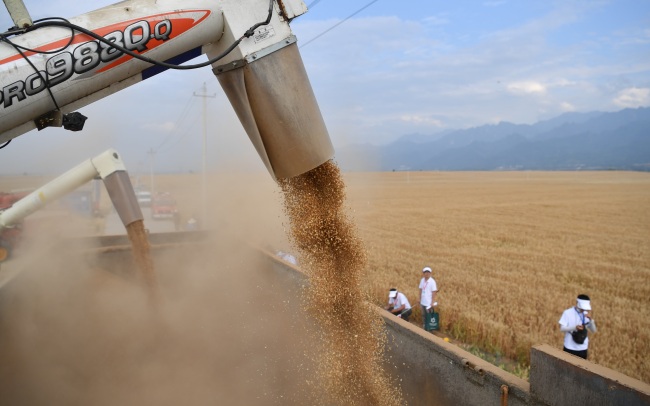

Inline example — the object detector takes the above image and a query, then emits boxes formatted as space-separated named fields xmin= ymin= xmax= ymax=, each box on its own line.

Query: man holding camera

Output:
xmin=559 ymin=294 xmax=598 ymax=359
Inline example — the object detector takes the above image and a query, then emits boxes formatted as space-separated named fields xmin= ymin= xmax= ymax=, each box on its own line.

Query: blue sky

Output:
xmin=294 ymin=0 xmax=649 ymax=142
xmin=1 ymin=0 xmax=649 ymax=174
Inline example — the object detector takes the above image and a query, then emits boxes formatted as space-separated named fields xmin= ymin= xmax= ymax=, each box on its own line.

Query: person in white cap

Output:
xmin=558 ymin=294 xmax=597 ymax=359
xmin=384 ymin=288 xmax=412 ymax=321
xmin=419 ymin=266 xmax=438 ymax=330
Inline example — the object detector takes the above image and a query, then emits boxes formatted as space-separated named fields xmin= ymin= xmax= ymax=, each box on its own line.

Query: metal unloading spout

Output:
xmin=100 ymin=167 xmax=143 ymax=229
xmin=213 ymin=37 xmax=334 ymax=180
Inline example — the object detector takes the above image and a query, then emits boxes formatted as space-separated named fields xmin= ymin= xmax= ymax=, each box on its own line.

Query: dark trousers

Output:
xmin=388 ymin=307 xmax=412 ymax=321
xmin=421 ymin=305 xmax=429 ymax=328
xmin=563 ymin=346 xmax=588 ymax=359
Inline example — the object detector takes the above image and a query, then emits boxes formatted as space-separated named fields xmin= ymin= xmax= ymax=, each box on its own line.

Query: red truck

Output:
xmin=151 ymin=192 xmax=178 ymax=220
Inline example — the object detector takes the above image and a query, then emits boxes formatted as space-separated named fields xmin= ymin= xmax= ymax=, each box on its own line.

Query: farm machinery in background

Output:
xmin=151 ymin=192 xmax=178 ymax=220
xmin=0 ymin=0 xmax=335 ymax=181
xmin=0 ymin=149 xmax=142 ymax=263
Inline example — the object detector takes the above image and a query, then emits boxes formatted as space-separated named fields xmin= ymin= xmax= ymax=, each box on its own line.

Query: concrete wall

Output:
xmin=530 ymin=344 xmax=650 ymax=406
xmin=266 ymin=249 xmax=650 ymax=406
xmin=381 ymin=314 xmax=530 ymax=406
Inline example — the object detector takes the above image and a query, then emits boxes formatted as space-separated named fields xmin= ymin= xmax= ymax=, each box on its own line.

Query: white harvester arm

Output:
xmin=0 ymin=148 xmax=142 ymax=230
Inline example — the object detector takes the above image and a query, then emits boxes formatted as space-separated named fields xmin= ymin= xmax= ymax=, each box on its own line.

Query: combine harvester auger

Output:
xmin=0 ymin=148 xmax=142 ymax=263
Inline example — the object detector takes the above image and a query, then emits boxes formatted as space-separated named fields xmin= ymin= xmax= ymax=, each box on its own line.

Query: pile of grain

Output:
xmin=278 ymin=161 xmax=402 ymax=405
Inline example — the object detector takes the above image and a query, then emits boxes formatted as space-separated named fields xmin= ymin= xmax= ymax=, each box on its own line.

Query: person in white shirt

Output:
xmin=558 ymin=294 xmax=597 ymax=359
xmin=276 ymin=250 xmax=297 ymax=265
xmin=385 ymin=288 xmax=412 ymax=321
xmin=419 ymin=266 xmax=438 ymax=330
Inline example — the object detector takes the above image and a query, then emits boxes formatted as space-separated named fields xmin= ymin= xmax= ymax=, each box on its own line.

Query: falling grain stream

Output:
xmin=279 ymin=161 xmax=403 ymax=406
xmin=126 ymin=219 xmax=159 ymax=305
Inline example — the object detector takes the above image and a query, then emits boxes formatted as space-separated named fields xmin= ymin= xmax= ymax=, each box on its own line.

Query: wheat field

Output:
xmin=2 ymin=170 xmax=648 ymax=383
xmin=341 ymin=170 xmax=650 ymax=383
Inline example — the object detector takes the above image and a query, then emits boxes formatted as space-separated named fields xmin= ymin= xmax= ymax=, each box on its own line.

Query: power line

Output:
xmin=153 ymin=93 xmax=198 ymax=152
xmin=154 ymin=82 xmax=218 ymax=154
xmin=300 ymin=0 xmax=382 ymax=49
xmin=158 ymin=109 xmax=202 ymax=152
xmin=306 ymin=0 xmax=324 ymax=9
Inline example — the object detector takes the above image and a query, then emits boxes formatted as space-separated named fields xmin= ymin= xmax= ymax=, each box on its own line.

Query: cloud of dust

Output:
xmin=0 ymin=171 xmax=329 ymax=405
xmin=1 ymin=147 xmax=414 ymax=404
xmin=193 ymin=170 xmax=295 ymax=252
xmin=333 ymin=147 xmax=382 ymax=173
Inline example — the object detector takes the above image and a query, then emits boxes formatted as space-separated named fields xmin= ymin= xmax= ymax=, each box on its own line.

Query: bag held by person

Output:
xmin=425 ymin=311 xmax=439 ymax=331
xmin=572 ymin=326 xmax=588 ymax=344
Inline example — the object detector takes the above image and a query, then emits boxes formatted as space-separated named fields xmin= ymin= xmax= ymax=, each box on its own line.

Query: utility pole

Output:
xmin=147 ymin=148 xmax=156 ymax=195
xmin=193 ymin=82 xmax=216 ymax=228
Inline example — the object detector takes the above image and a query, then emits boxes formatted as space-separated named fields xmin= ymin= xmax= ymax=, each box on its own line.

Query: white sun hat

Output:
xmin=577 ymin=298 xmax=591 ymax=311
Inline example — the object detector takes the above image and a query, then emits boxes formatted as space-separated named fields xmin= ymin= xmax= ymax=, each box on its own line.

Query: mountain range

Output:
xmin=335 ymin=107 xmax=650 ymax=171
